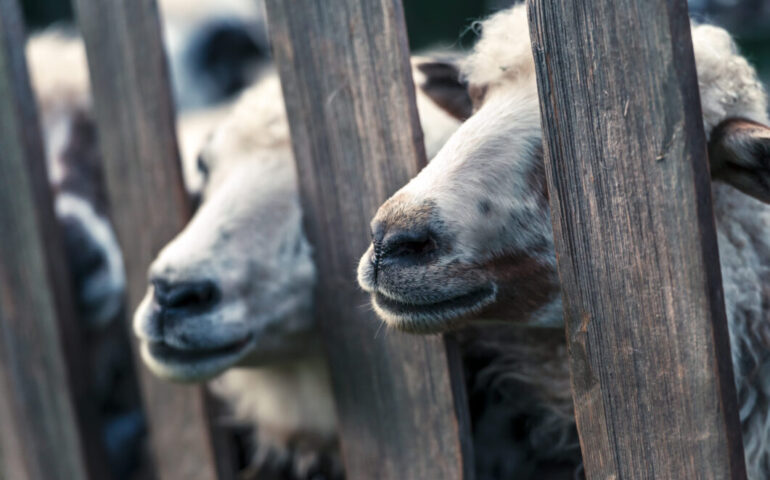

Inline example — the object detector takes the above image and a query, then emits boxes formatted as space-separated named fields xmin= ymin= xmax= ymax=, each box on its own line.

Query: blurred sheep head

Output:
xmin=134 ymin=57 xmax=472 ymax=381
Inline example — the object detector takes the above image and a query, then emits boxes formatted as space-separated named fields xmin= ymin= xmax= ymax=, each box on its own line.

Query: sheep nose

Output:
xmin=152 ymin=278 xmax=220 ymax=314
xmin=62 ymin=219 xmax=107 ymax=283
xmin=373 ymin=223 xmax=438 ymax=269
xmin=60 ymin=214 xmax=107 ymax=294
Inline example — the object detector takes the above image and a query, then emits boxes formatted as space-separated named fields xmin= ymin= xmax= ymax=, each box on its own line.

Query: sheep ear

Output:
xmin=413 ymin=57 xmax=473 ymax=121
xmin=468 ymin=83 xmax=488 ymax=112
xmin=709 ymin=118 xmax=770 ymax=203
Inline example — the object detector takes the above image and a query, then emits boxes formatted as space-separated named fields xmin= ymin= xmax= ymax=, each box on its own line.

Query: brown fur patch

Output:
xmin=372 ymin=196 xmax=441 ymax=242
xmin=480 ymin=252 xmax=560 ymax=323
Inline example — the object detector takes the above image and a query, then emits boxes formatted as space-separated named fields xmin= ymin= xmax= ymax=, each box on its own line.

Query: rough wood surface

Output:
xmin=71 ymin=0 xmax=221 ymax=478
xmin=264 ymin=1 xmax=474 ymax=478
xmin=527 ymin=1 xmax=746 ymax=478
xmin=0 ymin=0 xmax=110 ymax=478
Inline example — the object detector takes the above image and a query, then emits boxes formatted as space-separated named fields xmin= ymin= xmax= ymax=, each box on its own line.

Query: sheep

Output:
xmin=26 ymin=19 xmax=259 ymax=477
xmin=25 ymin=29 xmax=144 ymax=479
xmin=25 ymin=0 xmax=268 ymax=328
xmin=27 ymin=29 xmax=127 ymax=330
xmin=357 ymin=4 xmax=770 ymax=479
xmin=132 ymin=60 xmax=471 ymax=479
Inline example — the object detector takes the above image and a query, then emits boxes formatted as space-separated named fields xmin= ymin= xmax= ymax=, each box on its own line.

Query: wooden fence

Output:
xmin=0 ymin=0 xmax=747 ymax=478
xmin=72 ymin=0 xmax=221 ymax=478
xmin=527 ymin=0 xmax=745 ymax=477
xmin=0 ymin=0 xmax=108 ymax=478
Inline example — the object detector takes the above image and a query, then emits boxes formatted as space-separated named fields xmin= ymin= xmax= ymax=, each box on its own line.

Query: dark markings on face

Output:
xmin=480 ymin=250 xmax=560 ymax=323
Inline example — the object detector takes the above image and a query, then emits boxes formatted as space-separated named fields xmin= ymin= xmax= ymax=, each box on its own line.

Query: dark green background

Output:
xmin=19 ymin=0 xmax=770 ymax=88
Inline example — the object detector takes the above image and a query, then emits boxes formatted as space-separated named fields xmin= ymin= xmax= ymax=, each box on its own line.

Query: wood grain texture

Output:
xmin=71 ymin=0 xmax=221 ymax=478
xmin=0 ymin=0 xmax=110 ymax=478
xmin=263 ymin=1 xmax=474 ymax=478
xmin=527 ymin=0 xmax=746 ymax=478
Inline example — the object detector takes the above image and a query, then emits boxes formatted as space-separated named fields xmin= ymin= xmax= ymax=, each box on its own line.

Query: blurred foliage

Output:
xmin=20 ymin=0 xmax=493 ymax=47
xmin=740 ymin=39 xmax=770 ymax=86
xmin=402 ymin=0 xmax=490 ymax=51
xmin=21 ymin=0 xmax=71 ymax=28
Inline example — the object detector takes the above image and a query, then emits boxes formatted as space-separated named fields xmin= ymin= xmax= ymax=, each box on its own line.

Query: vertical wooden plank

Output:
xmin=264 ymin=1 xmax=474 ymax=479
xmin=70 ymin=0 xmax=221 ymax=479
xmin=0 ymin=0 xmax=110 ymax=478
xmin=527 ymin=0 xmax=746 ymax=478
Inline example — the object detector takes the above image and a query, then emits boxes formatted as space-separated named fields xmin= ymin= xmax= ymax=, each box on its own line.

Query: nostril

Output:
xmin=153 ymin=279 xmax=220 ymax=312
xmin=381 ymin=229 xmax=438 ymax=265
xmin=80 ymin=249 xmax=106 ymax=278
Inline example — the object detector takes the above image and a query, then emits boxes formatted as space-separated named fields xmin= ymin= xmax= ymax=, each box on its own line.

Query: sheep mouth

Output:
xmin=372 ymin=284 xmax=496 ymax=333
xmin=142 ymin=335 xmax=253 ymax=382
xmin=148 ymin=336 xmax=251 ymax=362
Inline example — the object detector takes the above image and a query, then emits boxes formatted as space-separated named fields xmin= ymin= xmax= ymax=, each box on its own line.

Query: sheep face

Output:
xmin=134 ymin=55 xmax=472 ymax=380
xmin=133 ymin=86 xmax=315 ymax=381
xmin=51 ymin=110 xmax=126 ymax=329
xmin=357 ymin=85 xmax=562 ymax=333
xmin=358 ymin=10 xmax=770 ymax=334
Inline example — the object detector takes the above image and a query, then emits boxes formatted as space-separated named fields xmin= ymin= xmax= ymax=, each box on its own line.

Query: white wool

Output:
xmin=209 ymin=355 xmax=337 ymax=446
xmin=146 ymin=62 xmax=464 ymax=476
xmin=460 ymin=4 xmax=769 ymax=136
xmin=691 ymin=24 xmax=769 ymax=131
xmin=158 ymin=0 xmax=263 ymax=27
xmin=202 ymin=71 xmax=291 ymax=169
xmin=203 ymin=67 xmax=459 ymax=167
xmin=26 ymin=29 xmax=91 ymax=115
xmin=459 ymin=4 xmax=535 ymax=92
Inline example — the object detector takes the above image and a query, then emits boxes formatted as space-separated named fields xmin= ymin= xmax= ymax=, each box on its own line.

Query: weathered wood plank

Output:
xmin=70 ymin=0 xmax=221 ymax=478
xmin=0 ymin=0 xmax=110 ymax=478
xmin=263 ymin=1 xmax=474 ymax=478
xmin=527 ymin=0 xmax=746 ymax=478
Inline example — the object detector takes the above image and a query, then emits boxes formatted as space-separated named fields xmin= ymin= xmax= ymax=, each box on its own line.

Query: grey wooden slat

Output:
xmin=263 ymin=1 xmax=474 ymax=478
xmin=527 ymin=0 xmax=746 ymax=477
xmin=0 ymin=0 xmax=111 ymax=478
xmin=70 ymin=0 xmax=222 ymax=478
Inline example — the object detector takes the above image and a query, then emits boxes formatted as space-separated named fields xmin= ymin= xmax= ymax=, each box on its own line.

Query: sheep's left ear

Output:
xmin=413 ymin=57 xmax=473 ymax=121
xmin=709 ymin=118 xmax=770 ymax=203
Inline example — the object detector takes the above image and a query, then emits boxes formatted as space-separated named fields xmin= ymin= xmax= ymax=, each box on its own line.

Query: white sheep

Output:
xmin=133 ymin=61 xmax=471 ymax=478
xmin=26 ymin=17 xmax=264 ymax=476
xmin=358 ymin=5 xmax=770 ymax=479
